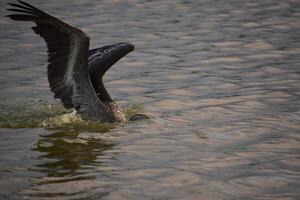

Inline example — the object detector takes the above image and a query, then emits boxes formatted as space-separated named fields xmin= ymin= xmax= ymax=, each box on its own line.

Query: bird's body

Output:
xmin=7 ymin=0 xmax=147 ymax=123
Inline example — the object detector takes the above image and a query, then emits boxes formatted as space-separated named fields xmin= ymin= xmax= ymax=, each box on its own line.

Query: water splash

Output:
xmin=0 ymin=100 xmax=68 ymax=129
xmin=123 ymin=104 xmax=152 ymax=120
xmin=40 ymin=109 xmax=84 ymax=128
xmin=0 ymin=100 xmax=150 ymax=130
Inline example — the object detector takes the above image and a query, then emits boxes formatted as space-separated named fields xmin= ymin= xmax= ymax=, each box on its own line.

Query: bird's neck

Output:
xmin=92 ymin=79 xmax=126 ymax=122
xmin=94 ymin=80 xmax=112 ymax=102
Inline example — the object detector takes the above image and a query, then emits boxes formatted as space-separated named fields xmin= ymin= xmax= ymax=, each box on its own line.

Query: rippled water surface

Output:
xmin=1 ymin=0 xmax=300 ymax=199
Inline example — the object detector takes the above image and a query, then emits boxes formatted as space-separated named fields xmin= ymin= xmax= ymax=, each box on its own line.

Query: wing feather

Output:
xmin=7 ymin=0 xmax=113 ymax=122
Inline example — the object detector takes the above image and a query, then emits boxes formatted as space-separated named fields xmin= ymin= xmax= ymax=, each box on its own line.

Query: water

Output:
xmin=1 ymin=0 xmax=300 ymax=199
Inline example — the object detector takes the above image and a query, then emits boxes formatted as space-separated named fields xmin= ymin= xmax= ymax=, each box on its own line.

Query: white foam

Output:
xmin=40 ymin=109 xmax=83 ymax=128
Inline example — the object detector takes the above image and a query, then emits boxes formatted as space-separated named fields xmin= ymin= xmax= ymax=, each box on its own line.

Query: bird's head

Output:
xmin=88 ymin=42 xmax=135 ymax=74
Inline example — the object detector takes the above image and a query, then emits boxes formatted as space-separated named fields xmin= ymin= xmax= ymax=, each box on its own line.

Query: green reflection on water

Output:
xmin=32 ymin=130 xmax=114 ymax=179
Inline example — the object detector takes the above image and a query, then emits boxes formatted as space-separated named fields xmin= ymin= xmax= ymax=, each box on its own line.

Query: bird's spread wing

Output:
xmin=88 ymin=43 xmax=135 ymax=102
xmin=7 ymin=0 xmax=110 ymax=121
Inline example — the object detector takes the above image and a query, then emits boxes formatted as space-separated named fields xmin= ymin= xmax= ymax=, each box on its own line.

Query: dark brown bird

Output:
xmin=7 ymin=0 xmax=148 ymax=123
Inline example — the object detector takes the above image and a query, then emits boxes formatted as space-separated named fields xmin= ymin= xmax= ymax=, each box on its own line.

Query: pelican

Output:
xmin=7 ymin=0 xmax=149 ymax=123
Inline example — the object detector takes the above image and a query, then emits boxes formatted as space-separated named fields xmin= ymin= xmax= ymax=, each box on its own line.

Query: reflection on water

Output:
xmin=25 ymin=130 xmax=114 ymax=198
xmin=1 ymin=0 xmax=300 ymax=199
